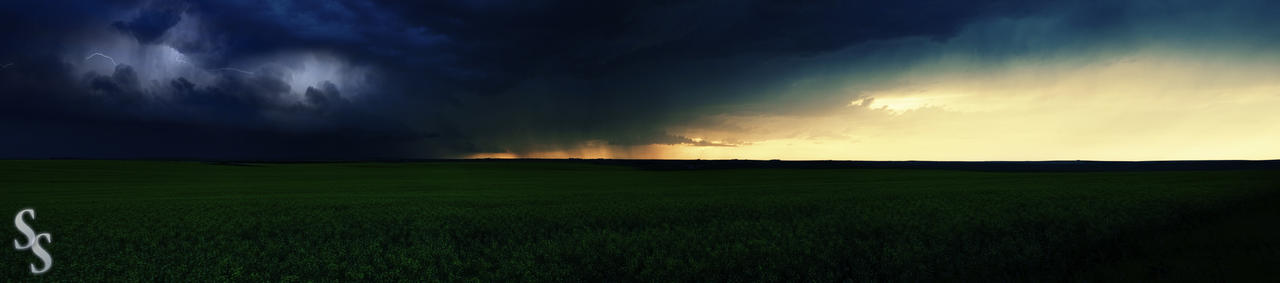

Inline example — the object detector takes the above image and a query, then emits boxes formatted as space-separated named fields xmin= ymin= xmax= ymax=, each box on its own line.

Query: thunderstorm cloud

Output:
xmin=2 ymin=1 xmax=1280 ymax=160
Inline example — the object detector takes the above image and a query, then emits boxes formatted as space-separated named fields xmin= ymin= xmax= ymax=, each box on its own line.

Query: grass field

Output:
xmin=1 ymin=160 xmax=1277 ymax=281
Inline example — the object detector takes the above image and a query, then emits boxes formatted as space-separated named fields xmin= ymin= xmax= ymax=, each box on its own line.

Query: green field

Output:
xmin=1 ymin=160 xmax=1277 ymax=281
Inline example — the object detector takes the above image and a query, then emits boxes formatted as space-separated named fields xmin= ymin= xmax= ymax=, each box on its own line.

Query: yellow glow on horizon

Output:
xmin=666 ymin=51 xmax=1280 ymax=160
xmin=470 ymin=49 xmax=1280 ymax=161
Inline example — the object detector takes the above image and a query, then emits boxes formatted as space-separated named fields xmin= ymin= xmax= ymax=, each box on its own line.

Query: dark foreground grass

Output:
xmin=0 ymin=160 xmax=1277 ymax=281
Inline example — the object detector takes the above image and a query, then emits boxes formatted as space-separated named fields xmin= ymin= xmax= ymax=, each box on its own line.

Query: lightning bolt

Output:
xmin=85 ymin=53 xmax=118 ymax=65
xmin=217 ymin=68 xmax=255 ymax=75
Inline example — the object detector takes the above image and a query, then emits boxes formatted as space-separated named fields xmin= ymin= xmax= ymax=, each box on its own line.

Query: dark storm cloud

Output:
xmin=1 ymin=0 xmax=1278 ymax=159
xmin=368 ymin=0 xmax=1054 ymax=154
xmin=113 ymin=2 xmax=184 ymax=44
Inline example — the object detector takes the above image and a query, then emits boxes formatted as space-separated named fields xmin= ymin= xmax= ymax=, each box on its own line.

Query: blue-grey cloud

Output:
xmin=112 ymin=2 xmax=184 ymax=44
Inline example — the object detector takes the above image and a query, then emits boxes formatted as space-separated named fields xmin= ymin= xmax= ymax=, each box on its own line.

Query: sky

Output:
xmin=1 ymin=0 xmax=1278 ymax=160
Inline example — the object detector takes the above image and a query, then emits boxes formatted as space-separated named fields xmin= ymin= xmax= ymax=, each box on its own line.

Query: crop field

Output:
xmin=0 ymin=160 xmax=1277 ymax=281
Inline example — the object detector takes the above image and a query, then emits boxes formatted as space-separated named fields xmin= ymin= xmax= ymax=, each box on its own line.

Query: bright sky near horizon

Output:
xmin=474 ymin=44 xmax=1280 ymax=160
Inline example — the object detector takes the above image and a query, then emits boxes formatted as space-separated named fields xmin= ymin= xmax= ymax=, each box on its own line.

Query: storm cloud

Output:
xmin=2 ymin=0 xmax=1279 ymax=159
